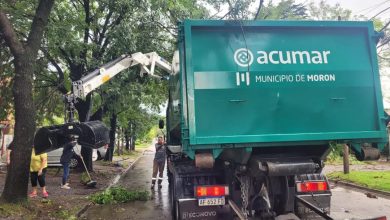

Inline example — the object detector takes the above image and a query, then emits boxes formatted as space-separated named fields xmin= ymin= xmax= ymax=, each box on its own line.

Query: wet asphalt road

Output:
xmin=331 ymin=185 xmax=390 ymax=219
xmin=81 ymin=151 xmax=390 ymax=220
xmin=81 ymin=150 xmax=172 ymax=220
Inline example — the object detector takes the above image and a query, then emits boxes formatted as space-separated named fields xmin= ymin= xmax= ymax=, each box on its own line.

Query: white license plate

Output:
xmin=198 ymin=197 xmax=225 ymax=206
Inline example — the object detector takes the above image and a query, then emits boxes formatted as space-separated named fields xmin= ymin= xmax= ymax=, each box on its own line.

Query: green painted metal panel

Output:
xmin=179 ymin=20 xmax=387 ymax=149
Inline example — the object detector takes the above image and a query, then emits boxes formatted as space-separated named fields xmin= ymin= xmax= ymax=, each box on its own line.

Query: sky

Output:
xmin=317 ymin=0 xmax=390 ymax=19
xmin=269 ymin=0 xmax=390 ymax=19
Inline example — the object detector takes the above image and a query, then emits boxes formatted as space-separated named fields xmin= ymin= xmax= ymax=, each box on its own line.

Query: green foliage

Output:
xmin=53 ymin=209 xmax=77 ymax=220
xmin=326 ymin=142 xmax=368 ymax=165
xmin=326 ymin=142 xmax=344 ymax=163
xmin=205 ymin=0 xmax=255 ymax=19
xmin=80 ymin=172 xmax=90 ymax=184
xmin=307 ymin=0 xmax=352 ymax=20
xmin=90 ymin=187 xmax=149 ymax=204
xmin=0 ymin=1 xmax=35 ymax=121
xmin=146 ymin=125 xmax=160 ymax=142
xmin=0 ymin=202 xmax=24 ymax=217
xmin=258 ymin=0 xmax=307 ymax=20
xmin=328 ymin=171 xmax=390 ymax=192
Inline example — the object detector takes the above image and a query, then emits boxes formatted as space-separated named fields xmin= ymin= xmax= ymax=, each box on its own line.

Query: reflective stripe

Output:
xmin=158 ymin=177 xmax=163 ymax=180
xmin=152 ymin=178 xmax=157 ymax=180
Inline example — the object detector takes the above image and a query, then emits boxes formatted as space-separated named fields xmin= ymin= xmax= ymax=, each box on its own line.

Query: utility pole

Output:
xmin=343 ymin=144 xmax=349 ymax=174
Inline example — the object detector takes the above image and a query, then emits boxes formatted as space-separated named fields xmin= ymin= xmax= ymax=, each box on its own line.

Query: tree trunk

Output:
xmin=0 ymin=0 xmax=54 ymax=203
xmin=105 ymin=112 xmax=117 ymax=161
xmin=131 ymin=136 xmax=136 ymax=151
xmin=125 ymin=132 xmax=130 ymax=150
xmin=116 ymin=128 xmax=121 ymax=155
xmin=2 ymin=56 xmax=36 ymax=203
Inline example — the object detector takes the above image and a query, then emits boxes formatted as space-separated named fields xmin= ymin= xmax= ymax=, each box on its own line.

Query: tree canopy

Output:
xmin=0 ymin=0 xmax=389 ymax=201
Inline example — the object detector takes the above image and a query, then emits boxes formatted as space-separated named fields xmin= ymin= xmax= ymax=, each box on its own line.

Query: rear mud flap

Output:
xmin=178 ymin=199 xmax=232 ymax=220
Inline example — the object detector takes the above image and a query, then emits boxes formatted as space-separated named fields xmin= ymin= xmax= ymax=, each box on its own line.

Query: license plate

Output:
xmin=198 ymin=197 xmax=225 ymax=206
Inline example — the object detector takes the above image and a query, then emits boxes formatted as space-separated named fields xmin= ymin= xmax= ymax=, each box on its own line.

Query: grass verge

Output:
xmin=328 ymin=171 xmax=390 ymax=192
xmin=90 ymin=187 xmax=149 ymax=204
xmin=0 ymin=199 xmax=79 ymax=220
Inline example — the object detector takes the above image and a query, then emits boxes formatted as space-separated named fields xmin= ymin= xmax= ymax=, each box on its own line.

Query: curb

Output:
xmin=106 ymin=151 xmax=146 ymax=189
xmin=329 ymin=179 xmax=390 ymax=199
xmin=76 ymin=149 xmax=147 ymax=218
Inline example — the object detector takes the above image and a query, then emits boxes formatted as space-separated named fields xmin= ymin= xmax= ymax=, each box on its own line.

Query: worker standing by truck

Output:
xmin=60 ymin=136 xmax=76 ymax=189
xmin=151 ymin=136 xmax=166 ymax=189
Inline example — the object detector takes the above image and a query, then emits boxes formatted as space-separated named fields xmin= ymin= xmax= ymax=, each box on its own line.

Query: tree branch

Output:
xmin=47 ymin=55 xmax=68 ymax=94
xmin=81 ymin=0 xmax=90 ymax=66
xmin=97 ymin=10 xmax=113 ymax=46
xmin=254 ymin=0 xmax=264 ymax=20
xmin=59 ymin=47 xmax=74 ymax=67
xmin=379 ymin=20 xmax=390 ymax=32
xmin=0 ymin=11 xmax=24 ymax=57
xmin=26 ymin=0 xmax=55 ymax=54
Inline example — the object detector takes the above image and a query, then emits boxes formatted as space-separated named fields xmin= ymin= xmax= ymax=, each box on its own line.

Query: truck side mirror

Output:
xmin=159 ymin=119 xmax=165 ymax=129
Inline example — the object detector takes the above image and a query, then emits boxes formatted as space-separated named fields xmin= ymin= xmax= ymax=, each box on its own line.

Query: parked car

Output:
xmin=96 ymin=146 xmax=107 ymax=160
xmin=47 ymin=144 xmax=107 ymax=168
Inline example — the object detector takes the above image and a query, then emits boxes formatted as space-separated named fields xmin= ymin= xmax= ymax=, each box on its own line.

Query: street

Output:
xmin=81 ymin=150 xmax=390 ymax=220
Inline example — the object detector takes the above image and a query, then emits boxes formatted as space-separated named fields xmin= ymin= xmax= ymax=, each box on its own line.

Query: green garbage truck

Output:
xmin=165 ymin=20 xmax=388 ymax=219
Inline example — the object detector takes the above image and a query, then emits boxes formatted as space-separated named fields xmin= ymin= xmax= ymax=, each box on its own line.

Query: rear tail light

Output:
xmin=195 ymin=185 xmax=229 ymax=197
xmin=296 ymin=181 xmax=328 ymax=193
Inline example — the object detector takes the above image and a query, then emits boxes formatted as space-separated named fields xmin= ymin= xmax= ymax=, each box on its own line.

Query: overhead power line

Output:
xmin=358 ymin=0 xmax=390 ymax=14
xmin=370 ymin=5 xmax=390 ymax=20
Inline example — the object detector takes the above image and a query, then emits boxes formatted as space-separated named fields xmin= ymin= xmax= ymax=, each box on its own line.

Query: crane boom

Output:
xmin=72 ymin=52 xmax=171 ymax=99
xmin=34 ymin=51 xmax=171 ymax=154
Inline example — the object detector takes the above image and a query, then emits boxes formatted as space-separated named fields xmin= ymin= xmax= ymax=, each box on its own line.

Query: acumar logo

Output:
xmin=234 ymin=48 xmax=254 ymax=67
xmin=234 ymin=48 xmax=331 ymax=66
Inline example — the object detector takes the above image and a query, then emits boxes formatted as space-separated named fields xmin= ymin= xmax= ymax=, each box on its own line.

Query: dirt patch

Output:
xmin=0 ymin=150 xmax=143 ymax=220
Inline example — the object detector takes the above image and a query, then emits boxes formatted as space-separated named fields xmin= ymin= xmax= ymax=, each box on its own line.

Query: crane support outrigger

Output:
xmin=34 ymin=52 xmax=171 ymax=154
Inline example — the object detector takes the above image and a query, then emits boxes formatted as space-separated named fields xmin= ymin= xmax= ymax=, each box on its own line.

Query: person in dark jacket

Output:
xmin=60 ymin=136 xmax=76 ymax=189
xmin=6 ymin=141 xmax=13 ymax=166
xmin=151 ymin=136 xmax=166 ymax=189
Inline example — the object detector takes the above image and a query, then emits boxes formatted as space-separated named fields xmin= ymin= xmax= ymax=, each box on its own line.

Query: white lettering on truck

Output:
xmin=256 ymin=50 xmax=330 ymax=65
xmin=182 ymin=211 xmax=217 ymax=219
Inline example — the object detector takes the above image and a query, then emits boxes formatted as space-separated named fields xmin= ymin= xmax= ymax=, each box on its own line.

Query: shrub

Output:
xmin=90 ymin=187 xmax=149 ymax=204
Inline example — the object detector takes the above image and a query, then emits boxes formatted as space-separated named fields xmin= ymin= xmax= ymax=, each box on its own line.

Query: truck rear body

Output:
xmin=167 ymin=20 xmax=387 ymax=219
xmin=169 ymin=20 xmax=387 ymax=155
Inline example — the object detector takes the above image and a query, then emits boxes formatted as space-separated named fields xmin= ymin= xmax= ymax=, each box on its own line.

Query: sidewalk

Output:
xmin=0 ymin=149 xmax=144 ymax=219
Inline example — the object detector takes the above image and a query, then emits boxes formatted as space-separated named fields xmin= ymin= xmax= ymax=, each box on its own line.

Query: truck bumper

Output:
xmin=178 ymin=198 xmax=232 ymax=220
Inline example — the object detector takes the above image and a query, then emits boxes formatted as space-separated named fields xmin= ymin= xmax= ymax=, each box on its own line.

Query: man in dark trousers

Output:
xmin=151 ymin=136 xmax=166 ymax=189
xmin=60 ymin=136 xmax=76 ymax=189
